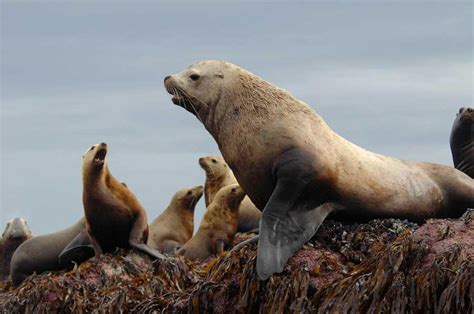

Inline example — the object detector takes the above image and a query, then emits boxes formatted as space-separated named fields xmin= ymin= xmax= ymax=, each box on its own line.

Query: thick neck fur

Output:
xmin=204 ymin=68 xmax=327 ymax=149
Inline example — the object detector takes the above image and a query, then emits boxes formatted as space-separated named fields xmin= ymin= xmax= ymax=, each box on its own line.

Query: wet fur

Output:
xmin=10 ymin=218 xmax=86 ymax=286
xmin=450 ymin=107 xmax=474 ymax=178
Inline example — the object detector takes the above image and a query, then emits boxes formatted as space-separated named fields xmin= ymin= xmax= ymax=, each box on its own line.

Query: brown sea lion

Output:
xmin=199 ymin=155 xmax=261 ymax=232
xmin=147 ymin=185 xmax=203 ymax=253
xmin=80 ymin=142 xmax=164 ymax=259
xmin=0 ymin=218 xmax=32 ymax=281
xmin=450 ymin=107 xmax=474 ymax=178
xmin=164 ymin=60 xmax=474 ymax=280
xmin=177 ymin=184 xmax=245 ymax=259
xmin=10 ymin=217 xmax=93 ymax=286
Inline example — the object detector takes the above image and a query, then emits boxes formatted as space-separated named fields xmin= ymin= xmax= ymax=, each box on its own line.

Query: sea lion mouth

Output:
xmin=164 ymin=80 xmax=201 ymax=116
xmin=94 ymin=148 xmax=107 ymax=167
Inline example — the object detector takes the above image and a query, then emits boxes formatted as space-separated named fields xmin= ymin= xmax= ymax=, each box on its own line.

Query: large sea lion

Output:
xmin=147 ymin=185 xmax=203 ymax=253
xmin=450 ymin=107 xmax=473 ymax=178
xmin=80 ymin=143 xmax=164 ymax=259
xmin=10 ymin=218 xmax=93 ymax=286
xmin=199 ymin=155 xmax=261 ymax=232
xmin=177 ymin=184 xmax=245 ymax=259
xmin=0 ymin=218 xmax=32 ymax=281
xmin=164 ymin=60 xmax=474 ymax=280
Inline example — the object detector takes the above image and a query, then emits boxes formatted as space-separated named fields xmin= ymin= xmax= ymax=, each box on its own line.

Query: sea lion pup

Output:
xmin=450 ymin=107 xmax=474 ymax=178
xmin=81 ymin=142 xmax=165 ymax=259
xmin=10 ymin=218 xmax=93 ymax=286
xmin=0 ymin=218 xmax=32 ymax=281
xmin=147 ymin=185 xmax=203 ymax=253
xmin=164 ymin=60 xmax=474 ymax=280
xmin=177 ymin=184 xmax=246 ymax=259
xmin=199 ymin=155 xmax=261 ymax=232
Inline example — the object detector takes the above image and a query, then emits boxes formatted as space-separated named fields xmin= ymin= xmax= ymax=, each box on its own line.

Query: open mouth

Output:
xmin=94 ymin=148 xmax=107 ymax=167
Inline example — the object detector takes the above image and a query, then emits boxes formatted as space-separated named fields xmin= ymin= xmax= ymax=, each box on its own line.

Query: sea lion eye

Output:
xmin=212 ymin=159 xmax=217 ymax=163
xmin=187 ymin=191 xmax=192 ymax=195
xmin=189 ymin=74 xmax=200 ymax=81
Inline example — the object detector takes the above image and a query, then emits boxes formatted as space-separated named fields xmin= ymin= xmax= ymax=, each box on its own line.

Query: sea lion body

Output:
xmin=10 ymin=218 xmax=90 ymax=286
xmin=450 ymin=107 xmax=474 ymax=178
xmin=147 ymin=185 xmax=203 ymax=253
xmin=199 ymin=156 xmax=261 ymax=232
xmin=0 ymin=218 xmax=32 ymax=281
xmin=177 ymin=184 xmax=245 ymax=259
xmin=165 ymin=60 xmax=474 ymax=279
xmin=81 ymin=143 xmax=164 ymax=259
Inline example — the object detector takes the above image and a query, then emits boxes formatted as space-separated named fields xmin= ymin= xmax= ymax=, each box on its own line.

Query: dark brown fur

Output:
xmin=82 ymin=143 xmax=164 ymax=259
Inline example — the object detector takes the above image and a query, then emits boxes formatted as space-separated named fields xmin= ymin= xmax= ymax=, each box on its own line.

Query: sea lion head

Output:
xmin=82 ymin=142 xmax=108 ymax=179
xmin=171 ymin=185 xmax=204 ymax=211
xmin=451 ymin=107 xmax=474 ymax=145
xmin=456 ymin=107 xmax=474 ymax=125
xmin=164 ymin=60 xmax=242 ymax=121
xmin=1 ymin=218 xmax=32 ymax=242
xmin=216 ymin=183 xmax=246 ymax=212
xmin=198 ymin=155 xmax=229 ymax=179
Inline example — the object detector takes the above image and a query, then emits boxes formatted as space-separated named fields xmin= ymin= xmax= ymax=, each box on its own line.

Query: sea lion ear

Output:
xmin=216 ymin=72 xmax=224 ymax=79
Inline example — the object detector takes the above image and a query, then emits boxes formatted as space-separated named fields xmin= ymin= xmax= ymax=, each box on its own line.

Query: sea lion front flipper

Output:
xmin=256 ymin=148 xmax=334 ymax=280
xmin=257 ymin=203 xmax=333 ymax=280
xmin=59 ymin=230 xmax=95 ymax=267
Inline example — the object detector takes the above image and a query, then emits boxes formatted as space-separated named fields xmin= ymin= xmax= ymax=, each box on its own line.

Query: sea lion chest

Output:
xmin=84 ymin=188 xmax=134 ymax=252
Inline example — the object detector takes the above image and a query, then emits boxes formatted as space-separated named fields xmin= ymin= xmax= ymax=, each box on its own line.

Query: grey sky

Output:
xmin=1 ymin=1 xmax=472 ymax=235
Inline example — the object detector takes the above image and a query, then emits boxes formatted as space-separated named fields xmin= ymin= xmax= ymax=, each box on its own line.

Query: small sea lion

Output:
xmin=147 ymin=185 xmax=203 ymax=253
xmin=165 ymin=60 xmax=474 ymax=280
xmin=199 ymin=155 xmax=261 ymax=232
xmin=10 ymin=218 xmax=93 ymax=286
xmin=177 ymin=184 xmax=246 ymax=259
xmin=450 ymin=107 xmax=474 ymax=178
xmin=80 ymin=143 xmax=164 ymax=259
xmin=0 ymin=218 xmax=32 ymax=281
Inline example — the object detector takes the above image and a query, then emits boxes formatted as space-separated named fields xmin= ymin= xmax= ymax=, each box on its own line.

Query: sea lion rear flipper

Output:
xmin=130 ymin=242 xmax=166 ymax=260
xmin=59 ymin=230 xmax=95 ymax=267
xmin=233 ymin=235 xmax=259 ymax=251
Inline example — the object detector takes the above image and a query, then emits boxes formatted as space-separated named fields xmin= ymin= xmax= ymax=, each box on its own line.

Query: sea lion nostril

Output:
xmin=164 ymin=75 xmax=171 ymax=83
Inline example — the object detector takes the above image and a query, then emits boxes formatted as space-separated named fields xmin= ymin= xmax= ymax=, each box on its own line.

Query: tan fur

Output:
xmin=82 ymin=143 xmax=150 ymax=253
xmin=165 ymin=60 xmax=474 ymax=222
xmin=0 ymin=218 xmax=32 ymax=281
xmin=147 ymin=186 xmax=203 ymax=253
xmin=199 ymin=155 xmax=261 ymax=231
xmin=177 ymin=184 xmax=245 ymax=259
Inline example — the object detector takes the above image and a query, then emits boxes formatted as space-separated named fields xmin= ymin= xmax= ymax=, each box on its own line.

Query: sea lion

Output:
xmin=0 ymin=218 xmax=32 ymax=281
xmin=450 ymin=107 xmax=474 ymax=178
xmin=10 ymin=217 xmax=93 ymax=286
xmin=199 ymin=155 xmax=261 ymax=232
xmin=80 ymin=142 xmax=164 ymax=259
xmin=164 ymin=60 xmax=474 ymax=280
xmin=177 ymin=184 xmax=245 ymax=259
xmin=147 ymin=185 xmax=203 ymax=253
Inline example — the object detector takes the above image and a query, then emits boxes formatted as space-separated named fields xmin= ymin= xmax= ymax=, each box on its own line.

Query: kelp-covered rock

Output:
xmin=1 ymin=214 xmax=473 ymax=313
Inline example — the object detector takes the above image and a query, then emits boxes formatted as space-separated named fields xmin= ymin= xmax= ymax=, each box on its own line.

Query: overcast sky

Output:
xmin=1 ymin=1 xmax=472 ymax=235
